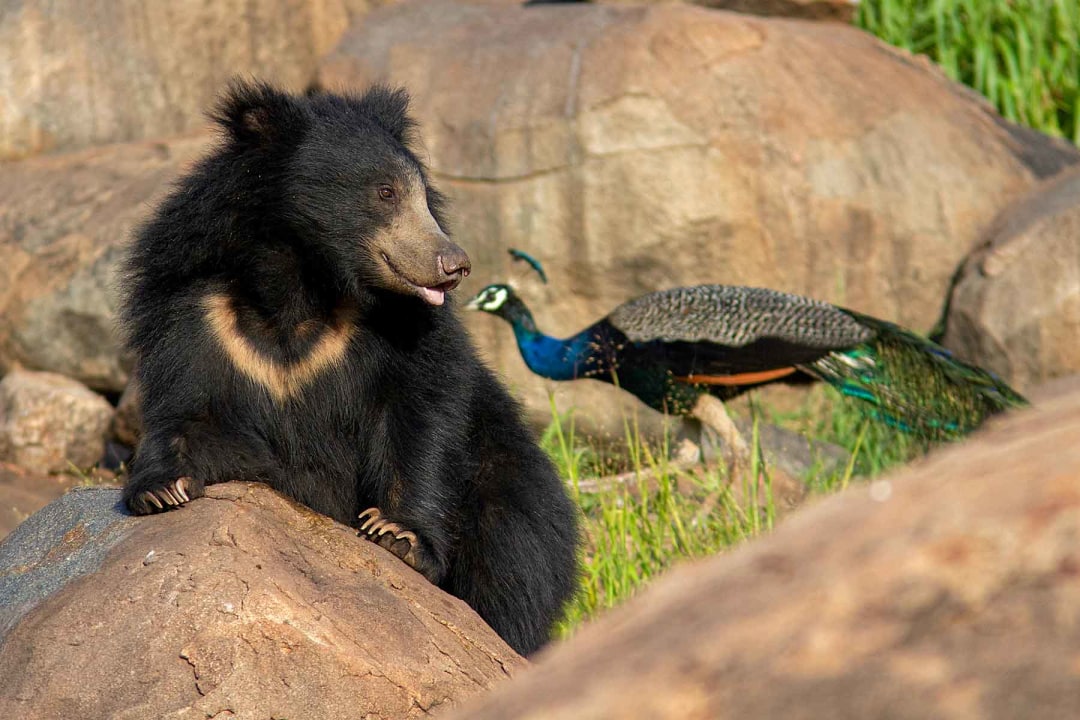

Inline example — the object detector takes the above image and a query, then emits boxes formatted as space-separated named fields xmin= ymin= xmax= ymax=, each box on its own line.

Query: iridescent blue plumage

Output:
xmin=511 ymin=316 xmax=593 ymax=381
xmin=467 ymin=283 xmax=1028 ymax=441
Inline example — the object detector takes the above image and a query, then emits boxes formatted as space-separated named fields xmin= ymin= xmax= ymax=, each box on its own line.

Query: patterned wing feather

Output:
xmin=608 ymin=285 xmax=873 ymax=349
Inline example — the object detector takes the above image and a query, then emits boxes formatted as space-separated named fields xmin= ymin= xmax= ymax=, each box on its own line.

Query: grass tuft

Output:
xmin=857 ymin=0 xmax=1080 ymax=142
xmin=544 ymin=388 xmax=917 ymax=637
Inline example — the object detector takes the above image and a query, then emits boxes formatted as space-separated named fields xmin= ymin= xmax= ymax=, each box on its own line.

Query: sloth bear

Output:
xmin=120 ymin=80 xmax=578 ymax=656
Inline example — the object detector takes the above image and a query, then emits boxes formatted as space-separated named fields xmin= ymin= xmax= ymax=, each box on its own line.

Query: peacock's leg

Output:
xmin=692 ymin=395 xmax=751 ymax=474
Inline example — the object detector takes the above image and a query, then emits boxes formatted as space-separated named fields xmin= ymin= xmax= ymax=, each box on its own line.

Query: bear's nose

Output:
xmin=440 ymin=247 xmax=472 ymax=279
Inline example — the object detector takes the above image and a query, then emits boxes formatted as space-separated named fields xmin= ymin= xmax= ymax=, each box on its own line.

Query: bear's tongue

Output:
xmin=418 ymin=286 xmax=446 ymax=306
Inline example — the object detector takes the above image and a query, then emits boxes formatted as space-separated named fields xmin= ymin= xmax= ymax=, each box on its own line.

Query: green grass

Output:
xmin=543 ymin=389 xmax=916 ymax=637
xmin=769 ymin=384 xmax=922 ymax=491
xmin=64 ymin=460 xmax=121 ymax=487
xmin=857 ymin=0 xmax=1080 ymax=142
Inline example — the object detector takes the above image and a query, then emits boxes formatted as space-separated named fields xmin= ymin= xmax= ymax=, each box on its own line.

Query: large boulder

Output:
xmin=0 ymin=370 xmax=114 ymax=472
xmin=319 ymin=0 xmax=1077 ymax=430
xmin=447 ymin=390 xmax=1080 ymax=719
xmin=942 ymin=166 xmax=1080 ymax=391
xmin=0 ymin=482 xmax=524 ymax=718
xmin=0 ymin=134 xmax=212 ymax=391
xmin=0 ymin=0 xmax=388 ymax=160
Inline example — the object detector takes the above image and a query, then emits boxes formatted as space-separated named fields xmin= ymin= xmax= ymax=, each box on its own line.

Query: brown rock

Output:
xmin=0 ymin=134 xmax=213 ymax=390
xmin=943 ymin=166 xmax=1080 ymax=391
xmin=447 ymin=392 xmax=1080 ymax=720
xmin=0 ymin=463 xmax=76 ymax=539
xmin=708 ymin=0 xmax=858 ymax=21
xmin=604 ymin=0 xmax=860 ymax=23
xmin=1026 ymin=372 xmax=1080 ymax=404
xmin=319 ymin=0 xmax=1077 ymax=432
xmin=0 ymin=0 xmax=389 ymax=160
xmin=109 ymin=381 xmax=142 ymax=447
xmin=0 ymin=483 xmax=524 ymax=718
xmin=0 ymin=370 xmax=113 ymax=472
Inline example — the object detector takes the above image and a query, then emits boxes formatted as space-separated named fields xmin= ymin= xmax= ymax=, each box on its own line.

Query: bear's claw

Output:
xmin=132 ymin=477 xmax=193 ymax=514
xmin=358 ymin=507 xmax=435 ymax=581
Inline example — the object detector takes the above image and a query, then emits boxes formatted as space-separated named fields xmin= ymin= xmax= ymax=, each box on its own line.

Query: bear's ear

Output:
xmin=211 ymin=79 xmax=307 ymax=148
xmin=354 ymin=85 xmax=416 ymax=144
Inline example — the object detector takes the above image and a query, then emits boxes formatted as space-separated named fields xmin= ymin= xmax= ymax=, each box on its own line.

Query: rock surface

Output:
xmin=0 ymin=369 xmax=114 ymax=472
xmin=943 ymin=166 xmax=1080 ymax=391
xmin=1027 ymin=372 xmax=1080 ymax=405
xmin=0 ymin=0 xmax=388 ymax=160
xmin=109 ymin=380 xmax=142 ymax=447
xmin=0 ymin=134 xmax=212 ymax=390
xmin=319 ymin=0 xmax=1077 ymax=431
xmin=0 ymin=485 xmax=132 ymax=637
xmin=0 ymin=463 xmax=78 ymax=540
xmin=0 ymin=482 xmax=524 ymax=719
xmin=536 ymin=0 xmax=858 ymax=21
xmin=447 ymin=390 xmax=1080 ymax=719
xmin=694 ymin=0 xmax=859 ymax=22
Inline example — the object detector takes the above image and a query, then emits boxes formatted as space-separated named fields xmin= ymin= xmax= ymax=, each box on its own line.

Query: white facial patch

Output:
xmin=482 ymin=286 xmax=509 ymax=311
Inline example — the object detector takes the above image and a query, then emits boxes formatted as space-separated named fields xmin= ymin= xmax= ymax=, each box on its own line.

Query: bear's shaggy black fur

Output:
xmin=120 ymin=80 xmax=579 ymax=656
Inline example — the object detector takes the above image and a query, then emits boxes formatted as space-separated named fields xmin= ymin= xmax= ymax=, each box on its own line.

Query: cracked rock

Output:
xmin=0 ymin=482 xmax=524 ymax=718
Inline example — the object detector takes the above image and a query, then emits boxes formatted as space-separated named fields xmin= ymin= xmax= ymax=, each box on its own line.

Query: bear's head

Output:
xmin=213 ymin=80 xmax=470 ymax=307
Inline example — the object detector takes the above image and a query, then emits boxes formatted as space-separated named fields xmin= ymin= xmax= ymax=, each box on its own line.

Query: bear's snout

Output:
xmin=439 ymin=246 xmax=471 ymax=282
xmin=376 ymin=230 xmax=472 ymax=306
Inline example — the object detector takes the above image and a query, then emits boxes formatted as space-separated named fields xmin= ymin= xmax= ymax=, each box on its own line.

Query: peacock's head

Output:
xmin=465 ymin=283 xmax=516 ymax=316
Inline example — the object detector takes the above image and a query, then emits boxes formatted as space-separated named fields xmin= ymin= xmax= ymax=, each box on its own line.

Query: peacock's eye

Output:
xmin=378 ymin=185 xmax=396 ymax=201
xmin=485 ymin=287 xmax=509 ymax=309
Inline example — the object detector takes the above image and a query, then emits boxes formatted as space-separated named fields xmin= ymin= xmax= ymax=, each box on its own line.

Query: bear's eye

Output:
xmin=378 ymin=185 xmax=396 ymax=201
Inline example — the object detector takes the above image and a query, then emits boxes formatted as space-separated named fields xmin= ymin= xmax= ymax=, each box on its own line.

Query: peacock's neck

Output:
xmin=503 ymin=300 xmax=539 ymax=336
xmin=502 ymin=303 xmax=588 ymax=382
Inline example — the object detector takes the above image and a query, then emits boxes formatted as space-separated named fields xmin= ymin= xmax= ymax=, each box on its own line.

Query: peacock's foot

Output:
xmin=691 ymin=395 xmax=752 ymax=474
xmin=357 ymin=507 xmax=438 ymax=582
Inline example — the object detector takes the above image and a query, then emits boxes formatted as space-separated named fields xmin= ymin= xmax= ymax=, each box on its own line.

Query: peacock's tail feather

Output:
xmin=802 ymin=313 xmax=1027 ymax=441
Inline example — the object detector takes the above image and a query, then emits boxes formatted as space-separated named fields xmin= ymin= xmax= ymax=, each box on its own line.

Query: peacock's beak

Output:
xmin=463 ymin=295 xmax=483 ymax=311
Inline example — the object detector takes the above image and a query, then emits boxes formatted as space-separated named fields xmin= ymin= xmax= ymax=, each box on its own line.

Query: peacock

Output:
xmin=465 ymin=280 xmax=1027 ymax=446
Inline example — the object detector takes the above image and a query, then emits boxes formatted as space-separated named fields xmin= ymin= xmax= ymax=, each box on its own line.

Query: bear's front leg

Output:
xmin=357 ymin=507 xmax=441 ymax=582
xmin=123 ymin=432 xmax=206 ymax=515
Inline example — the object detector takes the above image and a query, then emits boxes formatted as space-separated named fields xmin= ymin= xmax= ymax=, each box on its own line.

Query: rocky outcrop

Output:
xmin=0 ymin=370 xmax=113 ymax=472
xmin=5 ymin=1 xmax=1075 ymax=430
xmin=0 ymin=482 xmax=524 ymax=719
xmin=319 ymin=0 xmax=1077 ymax=430
xmin=447 ymin=389 xmax=1080 ymax=719
xmin=0 ymin=134 xmax=212 ymax=391
xmin=0 ymin=0 xmax=389 ymax=160
xmin=943 ymin=166 xmax=1080 ymax=391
